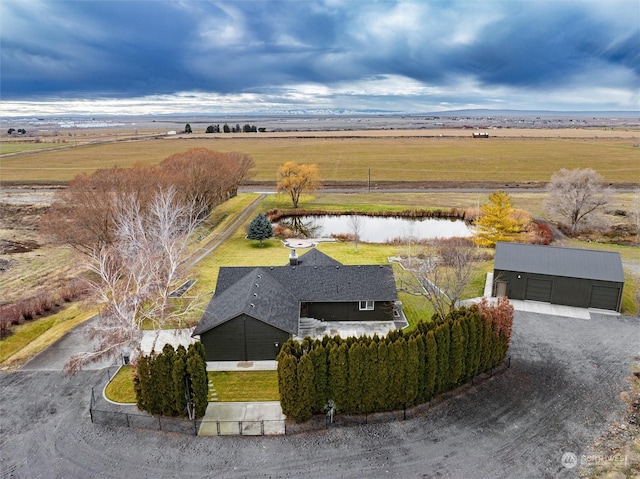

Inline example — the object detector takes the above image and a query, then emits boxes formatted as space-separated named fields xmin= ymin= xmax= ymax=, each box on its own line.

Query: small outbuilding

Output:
xmin=493 ymin=242 xmax=624 ymax=312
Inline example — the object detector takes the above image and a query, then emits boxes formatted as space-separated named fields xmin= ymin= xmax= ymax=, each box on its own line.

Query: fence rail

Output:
xmin=89 ymin=357 xmax=510 ymax=437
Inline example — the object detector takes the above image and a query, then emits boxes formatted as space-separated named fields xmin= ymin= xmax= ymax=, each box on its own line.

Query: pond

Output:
xmin=276 ymin=215 xmax=473 ymax=243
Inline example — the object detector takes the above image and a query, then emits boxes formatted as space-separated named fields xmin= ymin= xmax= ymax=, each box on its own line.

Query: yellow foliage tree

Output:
xmin=276 ymin=161 xmax=321 ymax=208
xmin=473 ymin=190 xmax=527 ymax=248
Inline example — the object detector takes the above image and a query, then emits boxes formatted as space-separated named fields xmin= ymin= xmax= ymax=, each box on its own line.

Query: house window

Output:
xmin=359 ymin=300 xmax=374 ymax=311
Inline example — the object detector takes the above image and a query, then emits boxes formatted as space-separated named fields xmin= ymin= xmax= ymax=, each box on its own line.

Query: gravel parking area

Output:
xmin=1 ymin=311 xmax=638 ymax=479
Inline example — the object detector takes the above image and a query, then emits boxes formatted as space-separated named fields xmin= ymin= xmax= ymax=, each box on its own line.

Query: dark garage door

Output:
xmin=525 ymin=278 xmax=553 ymax=302
xmin=589 ymin=285 xmax=620 ymax=311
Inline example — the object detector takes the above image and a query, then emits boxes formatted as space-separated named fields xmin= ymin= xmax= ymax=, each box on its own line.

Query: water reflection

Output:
xmin=276 ymin=215 xmax=472 ymax=243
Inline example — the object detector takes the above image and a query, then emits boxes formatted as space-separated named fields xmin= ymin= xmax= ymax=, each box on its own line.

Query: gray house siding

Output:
xmin=493 ymin=270 xmax=623 ymax=311
xmin=305 ymin=301 xmax=394 ymax=321
xmin=199 ymin=314 xmax=290 ymax=361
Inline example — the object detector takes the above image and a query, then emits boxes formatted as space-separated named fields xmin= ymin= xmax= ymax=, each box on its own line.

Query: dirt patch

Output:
xmin=0 ymin=239 xmax=39 ymax=254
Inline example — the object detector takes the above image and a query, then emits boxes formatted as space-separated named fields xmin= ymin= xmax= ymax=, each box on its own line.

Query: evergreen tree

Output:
xmin=404 ymin=337 xmax=419 ymax=407
xmin=184 ymin=123 xmax=192 ymax=134
xmin=246 ymin=213 xmax=273 ymax=247
xmin=376 ymin=341 xmax=390 ymax=410
xmin=134 ymin=353 xmax=153 ymax=412
xmin=435 ymin=324 xmax=450 ymax=392
xmin=450 ymin=321 xmax=464 ymax=386
xmin=223 ymin=123 xmax=230 ymax=133
xmin=172 ymin=345 xmax=188 ymax=416
xmin=346 ymin=343 xmax=365 ymax=414
xmin=465 ymin=313 xmax=480 ymax=379
xmin=187 ymin=343 xmax=209 ymax=417
xmin=158 ymin=344 xmax=176 ymax=415
xmin=294 ymin=354 xmax=315 ymax=422
xmin=328 ymin=343 xmax=349 ymax=411
xmin=424 ymin=331 xmax=437 ymax=400
xmin=309 ymin=346 xmax=328 ymax=412
xmin=361 ymin=341 xmax=377 ymax=414
xmin=277 ymin=352 xmax=298 ymax=418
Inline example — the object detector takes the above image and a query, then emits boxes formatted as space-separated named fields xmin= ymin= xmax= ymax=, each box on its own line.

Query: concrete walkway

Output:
xmin=198 ymin=402 xmax=285 ymax=436
xmin=201 ymin=360 xmax=285 ymax=436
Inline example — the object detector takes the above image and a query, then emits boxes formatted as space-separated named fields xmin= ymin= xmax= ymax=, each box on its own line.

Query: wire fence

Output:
xmin=89 ymin=357 xmax=510 ymax=437
xmin=89 ymin=367 xmax=285 ymax=436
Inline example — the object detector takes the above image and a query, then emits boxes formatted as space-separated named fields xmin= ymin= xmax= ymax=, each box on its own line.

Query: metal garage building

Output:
xmin=493 ymin=242 xmax=625 ymax=312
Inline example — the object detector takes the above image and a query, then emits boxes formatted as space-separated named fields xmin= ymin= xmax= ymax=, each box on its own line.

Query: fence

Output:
xmin=287 ymin=356 xmax=512 ymax=434
xmin=89 ymin=357 xmax=510 ymax=437
xmin=89 ymin=367 xmax=285 ymax=436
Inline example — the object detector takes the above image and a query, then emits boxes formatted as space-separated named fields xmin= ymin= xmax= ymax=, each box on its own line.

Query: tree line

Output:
xmin=42 ymin=148 xmax=254 ymax=255
xmin=40 ymin=148 xmax=254 ymax=373
xmin=135 ymin=342 xmax=209 ymax=419
xmin=277 ymin=298 xmax=513 ymax=423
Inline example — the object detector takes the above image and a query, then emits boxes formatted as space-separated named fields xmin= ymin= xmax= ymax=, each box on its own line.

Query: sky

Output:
xmin=1 ymin=0 xmax=638 ymax=117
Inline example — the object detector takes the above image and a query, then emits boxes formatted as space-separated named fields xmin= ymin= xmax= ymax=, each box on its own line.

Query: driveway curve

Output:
xmin=1 ymin=311 xmax=638 ymax=478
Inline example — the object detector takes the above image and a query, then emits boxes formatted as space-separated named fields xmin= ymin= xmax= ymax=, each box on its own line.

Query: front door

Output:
xmin=495 ymin=281 xmax=508 ymax=297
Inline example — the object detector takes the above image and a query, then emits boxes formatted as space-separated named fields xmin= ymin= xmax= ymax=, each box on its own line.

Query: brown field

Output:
xmin=1 ymin=128 xmax=639 ymax=184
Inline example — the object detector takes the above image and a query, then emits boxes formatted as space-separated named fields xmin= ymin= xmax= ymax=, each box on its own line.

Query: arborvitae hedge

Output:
xmin=134 ymin=342 xmax=209 ymax=418
xmin=277 ymin=301 xmax=513 ymax=422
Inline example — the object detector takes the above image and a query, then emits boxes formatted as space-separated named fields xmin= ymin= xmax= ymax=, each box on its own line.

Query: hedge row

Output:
xmin=0 ymin=279 xmax=88 ymax=339
xmin=277 ymin=298 xmax=513 ymax=422
xmin=134 ymin=342 xmax=209 ymax=418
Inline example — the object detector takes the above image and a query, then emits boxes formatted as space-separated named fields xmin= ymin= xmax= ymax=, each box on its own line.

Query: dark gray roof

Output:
xmin=194 ymin=249 xmax=398 ymax=336
xmin=494 ymin=242 xmax=624 ymax=283
xmin=193 ymin=268 xmax=301 ymax=336
xmin=294 ymin=248 xmax=342 ymax=267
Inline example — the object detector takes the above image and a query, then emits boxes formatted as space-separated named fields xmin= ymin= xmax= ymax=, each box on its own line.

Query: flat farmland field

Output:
xmin=1 ymin=129 xmax=639 ymax=184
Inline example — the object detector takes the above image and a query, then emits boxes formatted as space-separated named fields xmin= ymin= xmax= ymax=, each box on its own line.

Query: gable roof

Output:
xmin=193 ymin=268 xmax=300 ymax=336
xmin=194 ymin=249 xmax=398 ymax=336
xmin=494 ymin=242 xmax=624 ymax=283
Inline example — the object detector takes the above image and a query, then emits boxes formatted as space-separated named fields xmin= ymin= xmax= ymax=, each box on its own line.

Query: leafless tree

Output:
xmin=397 ymin=238 xmax=479 ymax=320
xmin=65 ymin=187 xmax=205 ymax=373
xmin=348 ymin=214 xmax=364 ymax=252
xmin=632 ymin=189 xmax=640 ymax=245
xmin=545 ymin=168 xmax=612 ymax=235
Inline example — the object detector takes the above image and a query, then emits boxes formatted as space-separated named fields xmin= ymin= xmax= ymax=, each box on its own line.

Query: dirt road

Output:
xmin=1 ymin=310 xmax=637 ymax=479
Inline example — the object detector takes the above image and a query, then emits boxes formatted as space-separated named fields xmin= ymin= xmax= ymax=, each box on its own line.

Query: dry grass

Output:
xmin=2 ymin=132 xmax=639 ymax=184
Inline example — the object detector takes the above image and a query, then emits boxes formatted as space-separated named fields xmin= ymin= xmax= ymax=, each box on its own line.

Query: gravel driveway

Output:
xmin=1 ymin=311 xmax=638 ymax=479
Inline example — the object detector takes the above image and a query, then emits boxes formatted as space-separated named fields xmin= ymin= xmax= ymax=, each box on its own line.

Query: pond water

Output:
xmin=277 ymin=215 xmax=472 ymax=243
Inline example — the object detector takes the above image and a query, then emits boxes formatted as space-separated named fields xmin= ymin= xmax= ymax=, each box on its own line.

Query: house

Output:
xmin=492 ymin=242 xmax=624 ymax=312
xmin=192 ymin=249 xmax=402 ymax=361
xmin=473 ymin=132 xmax=489 ymax=138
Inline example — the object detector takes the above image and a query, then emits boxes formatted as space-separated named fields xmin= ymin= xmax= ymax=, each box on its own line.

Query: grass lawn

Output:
xmin=105 ymin=365 xmax=137 ymax=404
xmin=209 ymin=370 xmax=280 ymax=402
xmin=0 ymin=304 xmax=97 ymax=368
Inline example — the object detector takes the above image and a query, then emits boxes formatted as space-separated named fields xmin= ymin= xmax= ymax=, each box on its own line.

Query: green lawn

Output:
xmin=105 ymin=365 xmax=137 ymax=403
xmin=209 ymin=370 xmax=280 ymax=402
xmin=0 ymin=304 xmax=97 ymax=367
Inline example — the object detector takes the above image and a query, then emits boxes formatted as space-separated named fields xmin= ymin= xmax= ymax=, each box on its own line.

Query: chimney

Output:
xmin=289 ymin=248 xmax=298 ymax=266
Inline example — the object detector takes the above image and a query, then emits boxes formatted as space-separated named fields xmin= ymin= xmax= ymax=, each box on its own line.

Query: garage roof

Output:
xmin=494 ymin=242 xmax=624 ymax=283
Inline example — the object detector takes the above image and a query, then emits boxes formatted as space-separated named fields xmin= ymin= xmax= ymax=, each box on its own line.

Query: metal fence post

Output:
xmin=239 ymin=421 xmax=243 ymax=436
xmin=216 ymin=421 xmax=220 ymax=436
xmin=261 ymin=420 xmax=264 ymax=436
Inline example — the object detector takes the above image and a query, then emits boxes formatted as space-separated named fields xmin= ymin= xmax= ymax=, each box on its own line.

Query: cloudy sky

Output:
xmin=1 ymin=0 xmax=638 ymax=117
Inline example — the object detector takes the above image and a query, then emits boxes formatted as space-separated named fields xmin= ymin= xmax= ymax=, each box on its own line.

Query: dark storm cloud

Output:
xmin=1 ymin=0 xmax=638 ymax=112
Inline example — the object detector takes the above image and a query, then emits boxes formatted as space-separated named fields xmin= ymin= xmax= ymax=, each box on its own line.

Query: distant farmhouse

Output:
xmin=473 ymin=132 xmax=490 ymax=138
xmin=493 ymin=242 xmax=624 ymax=312
xmin=193 ymin=249 xmax=403 ymax=361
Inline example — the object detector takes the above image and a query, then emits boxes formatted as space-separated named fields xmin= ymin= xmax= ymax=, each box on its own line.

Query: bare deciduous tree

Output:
xmin=397 ymin=238 xmax=479 ymax=320
xmin=348 ymin=214 xmax=364 ymax=252
xmin=65 ymin=187 xmax=205 ymax=373
xmin=545 ymin=168 xmax=612 ymax=234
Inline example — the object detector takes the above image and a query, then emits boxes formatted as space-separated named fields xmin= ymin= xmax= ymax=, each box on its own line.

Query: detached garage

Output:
xmin=493 ymin=242 xmax=624 ymax=312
